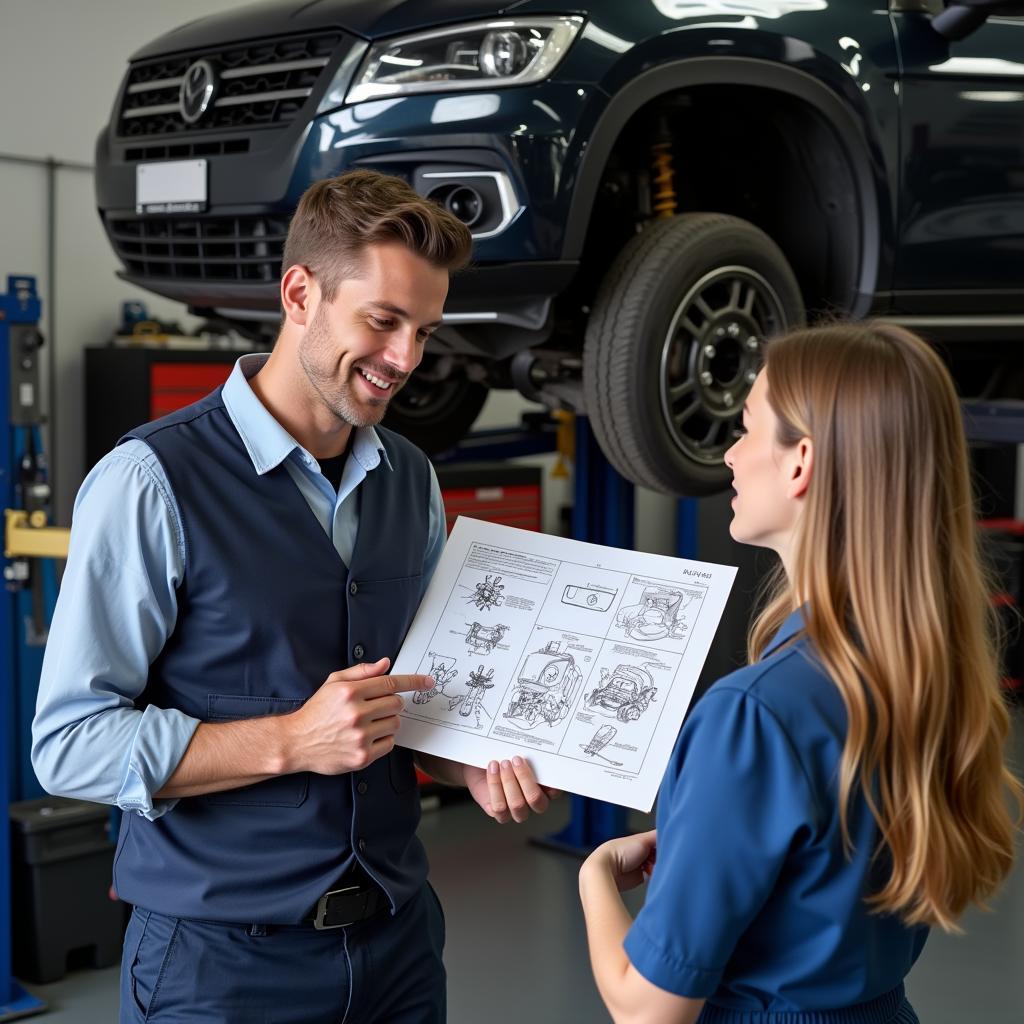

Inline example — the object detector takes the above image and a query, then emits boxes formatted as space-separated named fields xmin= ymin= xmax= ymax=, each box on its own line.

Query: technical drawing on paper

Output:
xmin=464 ymin=621 xmax=508 ymax=655
xmin=504 ymin=641 xmax=583 ymax=730
xmin=412 ymin=653 xmax=460 ymax=705
xmin=412 ymin=655 xmax=494 ymax=729
xmin=615 ymin=586 xmax=701 ymax=642
xmin=465 ymin=574 xmax=505 ymax=611
xmin=580 ymin=725 xmax=623 ymax=766
xmin=562 ymin=584 xmax=617 ymax=612
xmin=586 ymin=664 xmax=658 ymax=723
xmin=447 ymin=665 xmax=495 ymax=728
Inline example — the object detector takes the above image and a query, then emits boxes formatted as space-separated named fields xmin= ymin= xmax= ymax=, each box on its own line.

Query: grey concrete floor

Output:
xmin=20 ymin=706 xmax=1024 ymax=1023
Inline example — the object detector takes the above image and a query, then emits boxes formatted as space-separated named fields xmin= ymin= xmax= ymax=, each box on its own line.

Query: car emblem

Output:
xmin=179 ymin=59 xmax=217 ymax=124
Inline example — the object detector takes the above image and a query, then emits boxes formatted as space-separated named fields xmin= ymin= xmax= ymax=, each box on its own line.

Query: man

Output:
xmin=33 ymin=170 xmax=553 ymax=1023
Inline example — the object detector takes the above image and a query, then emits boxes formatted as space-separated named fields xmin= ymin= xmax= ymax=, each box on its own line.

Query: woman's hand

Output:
xmin=583 ymin=830 xmax=657 ymax=892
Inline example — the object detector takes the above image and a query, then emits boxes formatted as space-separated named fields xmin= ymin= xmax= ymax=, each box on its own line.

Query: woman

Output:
xmin=579 ymin=322 xmax=1022 ymax=1024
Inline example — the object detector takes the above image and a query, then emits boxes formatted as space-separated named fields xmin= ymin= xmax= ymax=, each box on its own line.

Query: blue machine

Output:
xmin=531 ymin=416 xmax=703 ymax=854
xmin=1 ymin=275 xmax=54 ymax=1019
xmin=532 ymin=416 xmax=636 ymax=854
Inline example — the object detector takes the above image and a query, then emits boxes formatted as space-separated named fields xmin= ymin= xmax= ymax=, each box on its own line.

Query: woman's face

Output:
xmin=724 ymin=371 xmax=804 ymax=554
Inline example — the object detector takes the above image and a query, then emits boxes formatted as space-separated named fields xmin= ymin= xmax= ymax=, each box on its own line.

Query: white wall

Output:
xmin=0 ymin=1 xmax=249 ymax=521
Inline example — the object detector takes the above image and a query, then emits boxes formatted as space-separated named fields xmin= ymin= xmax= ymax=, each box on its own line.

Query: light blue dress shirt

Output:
xmin=32 ymin=354 xmax=446 ymax=821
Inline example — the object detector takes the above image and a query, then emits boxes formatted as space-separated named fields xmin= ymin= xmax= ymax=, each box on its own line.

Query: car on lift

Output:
xmin=94 ymin=0 xmax=1024 ymax=496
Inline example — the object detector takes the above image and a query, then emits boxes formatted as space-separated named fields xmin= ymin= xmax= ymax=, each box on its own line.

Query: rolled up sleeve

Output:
xmin=32 ymin=441 xmax=199 ymax=820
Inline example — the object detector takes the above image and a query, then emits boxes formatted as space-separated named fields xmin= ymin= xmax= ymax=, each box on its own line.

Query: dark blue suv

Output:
xmin=95 ymin=0 xmax=1024 ymax=495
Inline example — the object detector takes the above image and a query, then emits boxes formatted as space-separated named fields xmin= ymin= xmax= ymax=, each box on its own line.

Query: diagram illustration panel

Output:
xmin=488 ymin=626 xmax=599 ymax=753
xmin=535 ymin=562 xmax=627 ymax=638
xmin=465 ymin=574 xmax=505 ymax=611
xmin=606 ymin=575 xmax=709 ymax=656
xmin=408 ymin=651 xmax=501 ymax=731
xmin=558 ymin=641 xmax=682 ymax=775
xmin=402 ymin=543 xmax=560 ymax=736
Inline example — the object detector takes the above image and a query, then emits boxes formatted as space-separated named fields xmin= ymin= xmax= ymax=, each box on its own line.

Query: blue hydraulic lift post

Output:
xmin=0 ymin=276 xmax=46 ymax=1018
xmin=533 ymin=415 xmax=635 ymax=855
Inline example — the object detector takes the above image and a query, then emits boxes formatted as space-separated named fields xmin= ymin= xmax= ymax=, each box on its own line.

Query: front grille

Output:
xmin=118 ymin=31 xmax=342 ymax=138
xmin=124 ymin=139 xmax=250 ymax=162
xmin=107 ymin=214 xmax=289 ymax=282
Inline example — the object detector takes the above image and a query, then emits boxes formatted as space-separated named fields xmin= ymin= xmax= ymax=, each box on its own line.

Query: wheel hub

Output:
xmin=659 ymin=265 xmax=786 ymax=467
xmin=694 ymin=314 xmax=761 ymax=419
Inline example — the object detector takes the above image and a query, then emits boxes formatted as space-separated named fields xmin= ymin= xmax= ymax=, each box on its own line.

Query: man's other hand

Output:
xmin=463 ymin=756 xmax=561 ymax=824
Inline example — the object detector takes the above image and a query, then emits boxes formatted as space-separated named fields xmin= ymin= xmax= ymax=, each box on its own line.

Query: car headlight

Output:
xmin=345 ymin=16 xmax=585 ymax=104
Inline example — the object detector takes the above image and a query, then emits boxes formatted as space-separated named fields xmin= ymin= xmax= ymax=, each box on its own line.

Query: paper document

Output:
xmin=393 ymin=518 xmax=737 ymax=811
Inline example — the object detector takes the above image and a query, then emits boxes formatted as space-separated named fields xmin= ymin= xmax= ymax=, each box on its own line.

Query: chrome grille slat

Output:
xmin=117 ymin=31 xmax=342 ymax=139
xmin=124 ymin=104 xmax=180 ymax=119
xmin=215 ymin=88 xmax=312 ymax=107
xmin=128 ymin=77 xmax=184 ymax=94
xmin=220 ymin=57 xmax=328 ymax=79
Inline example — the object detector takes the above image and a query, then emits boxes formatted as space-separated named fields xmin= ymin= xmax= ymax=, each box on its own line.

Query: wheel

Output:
xmin=583 ymin=213 xmax=805 ymax=496
xmin=383 ymin=355 xmax=488 ymax=454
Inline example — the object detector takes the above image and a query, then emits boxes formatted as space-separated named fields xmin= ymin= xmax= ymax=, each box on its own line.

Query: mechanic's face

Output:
xmin=724 ymin=371 xmax=800 ymax=551
xmin=298 ymin=242 xmax=448 ymax=427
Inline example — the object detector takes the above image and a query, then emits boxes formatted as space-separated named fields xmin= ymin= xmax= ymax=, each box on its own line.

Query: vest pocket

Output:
xmin=388 ymin=746 xmax=418 ymax=794
xmin=203 ymin=694 xmax=309 ymax=807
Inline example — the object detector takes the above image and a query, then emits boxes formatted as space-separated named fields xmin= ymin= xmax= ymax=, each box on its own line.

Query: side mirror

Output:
xmin=933 ymin=0 xmax=1024 ymax=40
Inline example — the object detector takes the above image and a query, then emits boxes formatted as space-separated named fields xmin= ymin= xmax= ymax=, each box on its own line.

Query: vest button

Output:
xmin=353 ymin=643 xmax=365 ymax=659
xmin=357 ymin=781 xmax=368 ymax=795
xmin=349 ymin=581 xmax=358 ymax=596
xmin=358 ymin=838 xmax=367 ymax=853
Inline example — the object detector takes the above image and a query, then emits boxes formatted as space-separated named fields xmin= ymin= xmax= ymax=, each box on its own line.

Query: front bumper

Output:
xmin=96 ymin=81 xmax=596 ymax=325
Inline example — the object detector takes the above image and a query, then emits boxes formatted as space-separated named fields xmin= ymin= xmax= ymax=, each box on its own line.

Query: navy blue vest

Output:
xmin=112 ymin=388 xmax=431 ymax=924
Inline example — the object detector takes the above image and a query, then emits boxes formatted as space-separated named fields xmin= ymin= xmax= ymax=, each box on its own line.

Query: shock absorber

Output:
xmin=650 ymin=137 xmax=677 ymax=219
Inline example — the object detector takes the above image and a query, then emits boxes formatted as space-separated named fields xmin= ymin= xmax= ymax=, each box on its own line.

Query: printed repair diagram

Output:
xmin=579 ymin=724 xmax=623 ymax=766
xmin=586 ymin=664 xmax=658 ymax=723
xmin=466 ymin=574 xmax=505 ymax=611
xmin=615 ymin=586 xmax=700 ymax=642
xmin=412 ymin=652 xmax=460 ymax=705
xmin=464 ymin=621 xmax=509 ymax=655
xmin=413 ymin=654 xmax=494 ymax=728
xmin=450 ymin=664 xmax=495 ymax=728
xmin=504 ymin=640 xmax=583 ymax=730
xmin=562 ymin=584 xmax=617 ymax=612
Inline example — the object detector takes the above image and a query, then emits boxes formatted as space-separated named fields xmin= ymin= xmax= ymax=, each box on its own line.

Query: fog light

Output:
xmin=445 ymin=185 xmax=484 ymax=227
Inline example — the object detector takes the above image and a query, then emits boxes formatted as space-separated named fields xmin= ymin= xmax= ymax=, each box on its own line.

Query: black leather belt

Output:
xmin=308 ymin=881 xmax=386 ymax=931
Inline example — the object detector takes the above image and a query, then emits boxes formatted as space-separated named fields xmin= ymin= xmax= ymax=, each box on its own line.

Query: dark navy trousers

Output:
xmin=119 ymin=884 xmax=446 ymax=1023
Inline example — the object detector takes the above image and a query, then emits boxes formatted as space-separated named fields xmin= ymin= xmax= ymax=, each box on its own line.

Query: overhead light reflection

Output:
xmin=430 ymin=93 xmax=501 ymax=124
xmin=930 ymin=57 xmax=1024 ymax=76
xmin=959 ymin=90 xmax=1024 ymax=102
xmin=581 ymin=22 xmax=633 ymax=53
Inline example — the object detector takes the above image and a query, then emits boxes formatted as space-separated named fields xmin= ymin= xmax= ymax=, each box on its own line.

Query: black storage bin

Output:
xmin=9 ymin=796 xmax=125 ymax=983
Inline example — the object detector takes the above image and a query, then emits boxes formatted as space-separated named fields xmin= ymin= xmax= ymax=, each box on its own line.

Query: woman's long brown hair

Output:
xmin=749 ymin=321 xmax=1021 ymax=931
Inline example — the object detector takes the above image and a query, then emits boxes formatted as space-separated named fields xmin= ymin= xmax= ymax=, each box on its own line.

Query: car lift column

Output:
xmin=1 ymin=275 xmax=48 ymax=1019
xmin=535 ymin=415 xmax=635 ymax=854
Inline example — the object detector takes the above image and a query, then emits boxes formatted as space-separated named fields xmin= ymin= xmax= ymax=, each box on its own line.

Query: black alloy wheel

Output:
xmin=382 ymin=354 xmax=489 ymax=454
xmin=583 ymin=213 xmax=805 ymax=496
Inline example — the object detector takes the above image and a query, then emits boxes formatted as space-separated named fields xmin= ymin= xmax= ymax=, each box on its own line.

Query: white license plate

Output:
xmin=135 ymin=159 xmax=207 ymax=214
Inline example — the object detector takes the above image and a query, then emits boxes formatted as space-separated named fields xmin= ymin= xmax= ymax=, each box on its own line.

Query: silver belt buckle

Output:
xmin=313 ymin=884 xmax=360 ymax=930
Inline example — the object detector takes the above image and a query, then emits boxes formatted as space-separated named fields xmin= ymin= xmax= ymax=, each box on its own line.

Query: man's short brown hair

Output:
xmin=281 ymin=170 xmax=473 ymax=300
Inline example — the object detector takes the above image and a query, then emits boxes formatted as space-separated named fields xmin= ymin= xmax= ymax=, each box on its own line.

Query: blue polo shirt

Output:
xmin=625 ymin=608 xmax=928 ymax=1017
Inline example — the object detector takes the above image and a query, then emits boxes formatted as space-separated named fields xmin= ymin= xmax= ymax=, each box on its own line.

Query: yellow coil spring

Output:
xmin=651 ymin=142 xmax=677 ymax=219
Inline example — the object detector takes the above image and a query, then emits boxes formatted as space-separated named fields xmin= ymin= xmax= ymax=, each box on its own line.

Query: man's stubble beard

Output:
xmin=298 ymin=305 xmax=397 ymax=428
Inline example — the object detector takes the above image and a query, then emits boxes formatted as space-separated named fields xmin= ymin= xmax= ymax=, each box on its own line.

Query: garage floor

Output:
xmin=22 ymin=707 xmax=1024 ymax=1023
